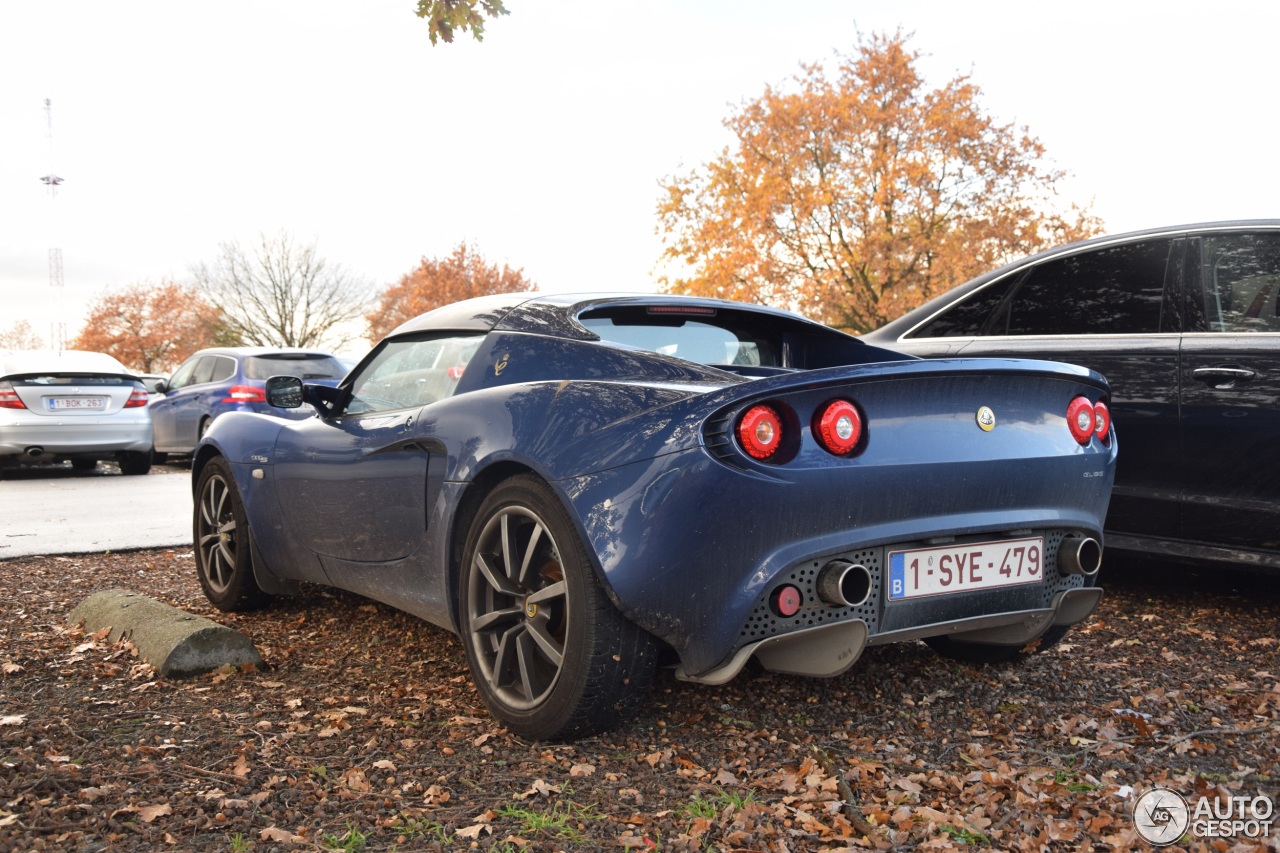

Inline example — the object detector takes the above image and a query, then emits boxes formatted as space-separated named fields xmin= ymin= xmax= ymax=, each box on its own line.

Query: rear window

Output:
xmin=244 ymin=355 xmax=347 ymax=381
xmin=8 ymin=374 xmax=136 ymax=386
xmin=578 ymin=306 xmax=778 ymax=366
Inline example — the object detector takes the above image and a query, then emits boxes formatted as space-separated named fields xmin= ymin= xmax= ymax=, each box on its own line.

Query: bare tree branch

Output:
xmin=193 ymin=232 xmax=371 ymax=351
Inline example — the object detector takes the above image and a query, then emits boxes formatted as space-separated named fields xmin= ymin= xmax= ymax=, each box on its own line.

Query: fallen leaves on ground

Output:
xmin=0 ymin=549 xmax=1276 ymax=851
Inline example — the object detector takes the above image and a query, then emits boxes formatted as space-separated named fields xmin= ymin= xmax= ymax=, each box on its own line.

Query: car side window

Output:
xmin=190 ymin=356 xmax=219 ymax=386
xmin=167 ymin=358 xmax=200 ymax=390
xmin=1199 ymin=233 xmax=1280 ymax=333
xmin=210 ymin=356 xmax=237 ymax=383
xmin=907 ymin=278 xmax=1017 ymax=338
xmin=994 ymin=239 xmax=1173 ymax=336
xmin=345 ymin=335 xmax=483 ymax=414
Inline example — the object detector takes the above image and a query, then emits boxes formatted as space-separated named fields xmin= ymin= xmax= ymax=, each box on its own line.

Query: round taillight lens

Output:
xmin=1066 ymin=396 xmax=1095 ymax=445
xmin=812 ymin=399 xmax=863 ymax=456
xmin=737 ymin=404 xmax=783 ymax=459
xmin=1093 ymin=400 xmax=1111 ymax=443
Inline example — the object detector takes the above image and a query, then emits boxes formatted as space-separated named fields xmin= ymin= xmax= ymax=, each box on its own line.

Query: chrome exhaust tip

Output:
xmin=24 ymin=446 xmax=45 ymax=458
xmin=1058 ymin=536 xmax=1101 ymax=577
xmin=816 ymin=560 xmax=873 ymax=607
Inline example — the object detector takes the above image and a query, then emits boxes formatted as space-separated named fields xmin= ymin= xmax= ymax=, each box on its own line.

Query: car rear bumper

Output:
xmin=677 ymin=585 xmax=1103 ymax=684
xmin=0 ymin=419 xmax=153 ymax=457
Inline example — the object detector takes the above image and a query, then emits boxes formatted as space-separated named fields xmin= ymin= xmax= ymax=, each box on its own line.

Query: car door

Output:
xmin=1178 ymin=231 xmax=1280 ymax=554
xmin=269 ymin=335 xmax=471 ymax=566
xmin=149 ymin=356 xmax=200 ymax=451
xmin=891 ymin=236 xmax=1184 ymax=541
xmin=161 ymin=356 xmax=224 ymax=451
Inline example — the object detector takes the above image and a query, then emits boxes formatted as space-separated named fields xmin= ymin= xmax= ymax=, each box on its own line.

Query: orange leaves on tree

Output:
xmin=70 ymin=280 xmax=224 ymax=374
xmin=365 ymin=241 xmax=535 ymax=342
xmin=657 ymin=31 xmax=1103 ymax=333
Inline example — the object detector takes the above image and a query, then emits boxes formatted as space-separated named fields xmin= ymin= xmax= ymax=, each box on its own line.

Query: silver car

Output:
xmin=0 ymin=350 xmax=153 ymax=475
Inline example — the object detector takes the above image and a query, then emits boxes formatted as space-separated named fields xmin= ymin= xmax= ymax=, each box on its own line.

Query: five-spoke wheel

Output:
xmin=460 ymin=475 xmax=656 ymax=740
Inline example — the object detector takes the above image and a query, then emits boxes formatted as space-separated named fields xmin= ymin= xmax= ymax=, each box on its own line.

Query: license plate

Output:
xmin=887 ymin=537 xmax=1044 ymax=601
xmin=48 ymin=397 xmax=107 ymax=411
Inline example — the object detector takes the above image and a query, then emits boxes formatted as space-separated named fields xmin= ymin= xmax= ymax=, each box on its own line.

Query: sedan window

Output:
xmin=997 ymin=239 xmax=1172 ymax=336
xmin=1200 ymin=233 xmax=1280 ymax=333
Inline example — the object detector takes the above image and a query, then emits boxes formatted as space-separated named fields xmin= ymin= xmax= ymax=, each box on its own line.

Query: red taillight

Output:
xmin=1066 ymin=396 xmax=1095 ymax=445
xmin=1093 ymin=400 xmax=1111 ymax=443
xmin=812 ymin=399 xmax=863 ymax=456
xmin=124 ymin=388 xmax=150 ymax=408
xmin=223 ymin=384 xmax=267 ymax=404
xmin=447 ymin=365 xmax=465 ymax=381
xmin=737 ymin=404 xmax=783 ymax=460
xmin=0 ymin=382 xmax=25 ymax=410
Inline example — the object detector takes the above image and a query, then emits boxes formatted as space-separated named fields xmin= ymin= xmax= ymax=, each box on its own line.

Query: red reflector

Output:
xmin=737 ymin=404 xmax=783 ymax=459
xmin=771 ymin=585 xmax=803 ymax=617
xmin=0 ymin=383 xmax=25 ymax=409
xmin=224 ymin=384 xmax=267 ymax=404
xmin=124 ymin=388 xmax=150 ymax=408
xmin=1066 ymin=396 xmax=1095 ymax=445
xmin=812 ymin=399 xmax=863 ymax=456
xmin=1093 ymin=400 xmax=1111 ymax=443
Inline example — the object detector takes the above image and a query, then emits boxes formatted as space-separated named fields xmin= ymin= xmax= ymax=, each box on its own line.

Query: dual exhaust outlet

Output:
xmin=776 ymin=535 xmax=1101 ymax=616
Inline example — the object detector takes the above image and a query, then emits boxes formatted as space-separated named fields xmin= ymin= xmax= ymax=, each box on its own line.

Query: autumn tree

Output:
xmin=366 ymin=241 xmax=535 ymax=341
xmin=657 ymin=31 xmax=1102 ymax=333
xmin=0 ymin=320 xmax=45 ymax=351
xmin=69 ymin=281 xmax=222 ymax=373
xmin=194 ymin=232 xmax=371 ymax=351
xmin=416 ymin=0 xmax=508 ymax=44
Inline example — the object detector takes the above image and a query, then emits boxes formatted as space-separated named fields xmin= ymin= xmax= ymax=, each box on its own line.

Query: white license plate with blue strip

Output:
xmin=887 ymin=537 xmax=1044 ymax=601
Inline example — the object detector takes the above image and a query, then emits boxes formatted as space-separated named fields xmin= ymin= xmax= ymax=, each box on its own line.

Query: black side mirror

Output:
xmin=265 ymin=375 xmax=304 ymax=408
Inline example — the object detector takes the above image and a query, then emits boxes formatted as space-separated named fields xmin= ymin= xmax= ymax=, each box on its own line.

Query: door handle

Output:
xmin=1191 ymin=366 xmax=1257 ymax=389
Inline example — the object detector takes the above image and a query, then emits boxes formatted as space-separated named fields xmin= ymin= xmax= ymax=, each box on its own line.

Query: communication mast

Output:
xmin=40 ymin=98 xmax=66 ymax=352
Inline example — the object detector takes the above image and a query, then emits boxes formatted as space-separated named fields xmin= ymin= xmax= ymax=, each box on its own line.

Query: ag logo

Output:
xmin=1132 ymin=787 xmax=1189 ymax=846
xmin=975 ymin=406 xmax=996 ymax=432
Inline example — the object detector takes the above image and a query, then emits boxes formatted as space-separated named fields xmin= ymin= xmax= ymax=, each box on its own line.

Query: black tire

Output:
xmin=71 ymin=458 xmax=98 ymax=471
xmin=151 ymin=449 xmax=168 ymax=465
xmin=117 ymin=451 xmax=151 ymax=476
xmin=459 ymin=475 xmax=657 ymax=740
xmin=194 ymin=456 xmax=270 ymax=612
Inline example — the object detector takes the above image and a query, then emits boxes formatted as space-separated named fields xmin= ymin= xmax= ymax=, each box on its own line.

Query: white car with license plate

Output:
xmin=0 ymin=350 xmax=153 ymax=475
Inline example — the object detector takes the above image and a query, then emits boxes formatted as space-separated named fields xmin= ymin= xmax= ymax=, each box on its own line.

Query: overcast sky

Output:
xmin=2 ymin=1 xmax=1276 ymax=355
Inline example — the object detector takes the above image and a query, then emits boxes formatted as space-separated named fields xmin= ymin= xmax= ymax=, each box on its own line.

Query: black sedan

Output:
xmin=864 ymin=220 xmax=1280 ymax=573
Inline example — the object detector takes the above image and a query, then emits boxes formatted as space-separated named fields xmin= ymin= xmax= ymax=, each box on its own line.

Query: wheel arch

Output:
xmin=445 ymin=460 xmax=537 ymax=632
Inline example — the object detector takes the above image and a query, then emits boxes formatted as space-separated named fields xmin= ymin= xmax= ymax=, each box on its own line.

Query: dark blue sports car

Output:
xmin=192 ymin=293 xmax=1117 ymax=739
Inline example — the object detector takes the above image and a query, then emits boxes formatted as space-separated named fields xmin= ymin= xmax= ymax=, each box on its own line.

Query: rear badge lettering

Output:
xmin=976 ymin=406 xmax=996 ymax=431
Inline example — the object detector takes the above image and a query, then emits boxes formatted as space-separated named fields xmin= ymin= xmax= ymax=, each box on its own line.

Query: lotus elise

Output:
xmin=192 ymin=293 xmax=1116 ymax=739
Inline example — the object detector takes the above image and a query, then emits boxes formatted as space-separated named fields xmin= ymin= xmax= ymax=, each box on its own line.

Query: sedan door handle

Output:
xmin=1191 ymin=366 xmax=1257 ymax=389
